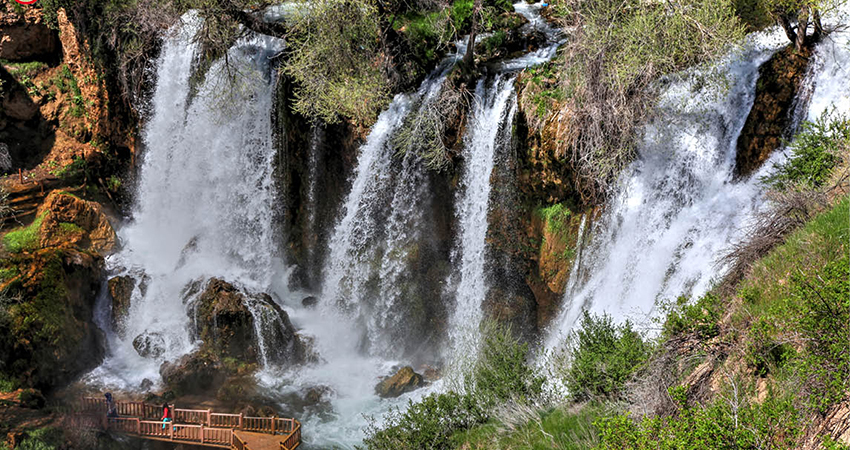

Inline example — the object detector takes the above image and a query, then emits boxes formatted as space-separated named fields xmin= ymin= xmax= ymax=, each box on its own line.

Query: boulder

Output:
xmin=37 ymin=192 xmax=117 ymax=254
xmin=139 ymin=378 xmax=153 ymax=391
xmin=305 ymin=385 xmax=333 ymax=405
xmin=192 ymin=278 xmax=305 ymax=366
xmin=1 ymin=87 xmax=39 ymax=121
xmin=375 ymin=366 xmax=425 ymax=398
xmin=301 ymin=296 xmax=319 ymax=308
xmin=133 ymin=331 xmax=166 ymax=359
xmin=159 ymin=353 xmax=223 ymax=396
xmin=108 ymin=275 xmax=135 ymax=332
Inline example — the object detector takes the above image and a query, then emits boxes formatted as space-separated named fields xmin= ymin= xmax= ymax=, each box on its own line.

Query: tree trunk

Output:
xmin=462 ymin=0 xmax=483 ymax=68
xmin=777 ymin=14 xmax=797 ymax=44
xmin=795 ymin=7 xmax=810 ymax=52
xmin=812 ymin=9 xmax=824 ymax=41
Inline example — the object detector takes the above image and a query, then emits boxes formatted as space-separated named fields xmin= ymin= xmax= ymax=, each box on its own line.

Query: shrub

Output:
xmin=472 ymin=323 xmax=545 ymax=406
xmin=764 ymin=111 xmax=850 ymax=191
xmin=361 ymin=322 xmax=542 ymax=449
xmin=538 ymin=203 xmax=573 ymax=234
xmin=662 ymin=293 xmax=721 ymax=340
xmin=567 ymin=311 xmax=652 ymax=401
xmin=284 ymin=0 xmax=389 ymax=124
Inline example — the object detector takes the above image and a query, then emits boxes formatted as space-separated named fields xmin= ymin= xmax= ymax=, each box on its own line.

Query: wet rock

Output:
xmin=193 ymin=278 xmax=305 ymax=366
xmin=375 ymin=366 xmax=425 ymax=398
xmin=37 ymin=191 xmax=117 ymax=254
xmin=133 ymin=331 xmax=166 ymax=359
xmin=140 ymin=378 xmax=154 ymax=391
xmin=421 ymin=365 xmax=441 ymax=382
xmin=305 ymin=385 xmax=333 ymax=405
xmin=736 ymin=44 xmax=812 ymax=176
xmin=483 ymin=264 xmax=538 ymax=344
xmin=175 ymin=236 xmax=199 ymax=269
xmin=108 ymin=275 xmax=135 ymax=333
xmin=301 ymin=296 xmax=318 ymax=308
xmin=159 ymin=353 xmax=223 ymax=396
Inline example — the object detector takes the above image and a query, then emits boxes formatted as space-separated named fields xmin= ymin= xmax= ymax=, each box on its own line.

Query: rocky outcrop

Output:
xmin=736 ymin=44 xmax=812 ymax=177
xmin=37 ymin=191 xmax=117 ymax=254
xmin=192 ymin=278 xmax=305 ymax=366
xmin=108 ymin=275 xmax=135 ymax=332
xmin=0 ymin=8 xmax=59 ymax=61
xmin=375 ymin=366 xmax=425 ymax=398
xmin=159 ymin=278 xmax=306 ymax=396
xmin=0 ymin=248 xmax=104 ymax=390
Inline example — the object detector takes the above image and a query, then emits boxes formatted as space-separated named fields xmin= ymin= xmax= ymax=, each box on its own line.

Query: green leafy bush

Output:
xmin=567 ymin=311 xmax=651 ymax=401
xmin=764 ymin=111 xmax=849 ymax=191
xmin=361 ymin=323 xmax=542 ymax=449
xmin=662 ymin=293 xmax=721 ymax=340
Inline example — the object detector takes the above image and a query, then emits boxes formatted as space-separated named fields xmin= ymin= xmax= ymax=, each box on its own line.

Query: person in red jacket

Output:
xmin=161 ymin=403 xmax=172 ymax=430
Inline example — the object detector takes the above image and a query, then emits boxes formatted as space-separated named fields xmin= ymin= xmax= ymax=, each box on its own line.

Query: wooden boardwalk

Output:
xmin=71 ymin=397 xmax=300 ymax=450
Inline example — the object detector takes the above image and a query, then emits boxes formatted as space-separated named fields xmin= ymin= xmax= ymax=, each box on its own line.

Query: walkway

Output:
xmin=70 ymin=397 xmax=300 ymax=450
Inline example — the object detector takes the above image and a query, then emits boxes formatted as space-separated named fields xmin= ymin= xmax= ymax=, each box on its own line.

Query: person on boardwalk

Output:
xmin=105 ymin=392 xmax=118 ymax=418
xmin=161 ymin=403 xmax=172 ymax=430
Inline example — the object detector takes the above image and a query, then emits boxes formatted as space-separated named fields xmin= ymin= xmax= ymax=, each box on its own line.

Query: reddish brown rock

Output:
xmin=37 ymin=191 xmax=117 ymax=254
xmin=375 ymin=366 xmax=424 ymax=398
xmin=736 ymin=45 xmax=812 ymax=177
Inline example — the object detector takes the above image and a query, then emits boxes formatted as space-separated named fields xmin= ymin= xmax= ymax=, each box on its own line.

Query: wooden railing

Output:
xmin=72 ymin=398 xmax=301 ymax=450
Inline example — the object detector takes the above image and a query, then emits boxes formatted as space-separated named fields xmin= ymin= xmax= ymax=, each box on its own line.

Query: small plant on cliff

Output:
xmin=538 ymin=203 xmax=572 ymax=235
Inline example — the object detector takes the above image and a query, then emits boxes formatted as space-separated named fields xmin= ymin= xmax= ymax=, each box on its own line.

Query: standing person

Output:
xmin=105 ymin=392 xmax=118 ymax=418
xmin=161 ymin=403 xmax=172 ymax=430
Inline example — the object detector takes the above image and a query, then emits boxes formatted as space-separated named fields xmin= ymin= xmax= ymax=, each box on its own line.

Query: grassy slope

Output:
xmin=453 ymin=195 xmax=849 ymax=449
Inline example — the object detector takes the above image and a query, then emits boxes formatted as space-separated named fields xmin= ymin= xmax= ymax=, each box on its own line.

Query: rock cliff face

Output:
xmin=736 ymin=44 xmax=813 ymax=176
xmin=0 ymin=6 xmax=135 ymax=393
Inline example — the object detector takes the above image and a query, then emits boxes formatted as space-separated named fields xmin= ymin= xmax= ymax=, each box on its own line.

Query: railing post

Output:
xmin=271 ymin=416 xmax=276 ymax=434
xmin=239 ymin=413 xmax=243 ymax=430
xmin=169 ymin=422 xmax=174 ymax=441
xmin=207 ymin=409 xmax=211 ymax=426
xmin=136 ymin=418 xmax=141 ymax=435
xmin=200 ymin=424 xmax=205 ymax=444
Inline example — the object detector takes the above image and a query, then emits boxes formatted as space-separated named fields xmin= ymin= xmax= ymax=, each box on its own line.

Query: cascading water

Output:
xmin=446 ymin=75 xmax=517 ymax=357
xmin=89 ymin=15 xmax=286 ymax=387
xmin=544 ymin=14 xmax=850 ymax=351
xmin=318 ymin=46 xmax=463 ymax=356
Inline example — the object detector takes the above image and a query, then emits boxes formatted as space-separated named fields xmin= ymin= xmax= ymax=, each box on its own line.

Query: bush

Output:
xmin=284 ymin=0 xmax=389 ymax=124
xmin=764 ymin=111 xmax=849 ymax=191
xmin=361 ymin=323 xmax=542 ymax=449
xmin=472 ymin=323 xmax=545 ymax=406
xmin=567 ymin=311 xmax=651 ymax=401
xmin=662 ymin=293 xmax=721 ymax=341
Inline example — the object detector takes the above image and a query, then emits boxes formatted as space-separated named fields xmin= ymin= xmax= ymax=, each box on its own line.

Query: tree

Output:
xmin=757 ymin=0 xmax=833 ymax=50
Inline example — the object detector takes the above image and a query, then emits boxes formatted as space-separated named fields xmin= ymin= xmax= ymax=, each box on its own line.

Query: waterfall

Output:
xmin=91 ymin=15 xmax=286 ymax=387
xmin=544 ymin=18 xmax=850 ymax=350
xmin=446 ymin=75 xmax=517 ymax=357
xmin=318 ymin=47 xmax=462 ymax=356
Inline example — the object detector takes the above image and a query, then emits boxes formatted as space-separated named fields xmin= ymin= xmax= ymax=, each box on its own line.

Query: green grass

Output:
xmin=0 ymin=60 xmax=48 ymax=78
xmin=538 ymin=203 xmax=572 ymax=235
xmin=0 ymin=266 xmax=20 ymax=282
xmin=3 ymin=213 xmax=46 ymax=253
xmin=452 ymin=406 xmax=603 ymax=450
